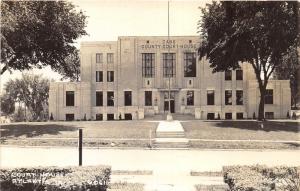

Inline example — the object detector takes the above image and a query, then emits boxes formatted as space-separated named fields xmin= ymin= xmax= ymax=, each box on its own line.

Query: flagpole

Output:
xmin=167 ymin=0 xmax=173 ymax=121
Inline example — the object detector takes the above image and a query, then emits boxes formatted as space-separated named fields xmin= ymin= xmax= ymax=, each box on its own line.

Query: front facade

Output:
xmin=49 ymin=36 xmax=291 ymax=120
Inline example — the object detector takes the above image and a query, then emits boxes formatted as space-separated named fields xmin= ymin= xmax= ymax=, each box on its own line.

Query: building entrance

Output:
xmin=164 ymin=92 xmax=175 ymax=113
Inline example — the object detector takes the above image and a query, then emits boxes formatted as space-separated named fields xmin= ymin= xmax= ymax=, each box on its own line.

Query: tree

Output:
xmin=1 ymin=1 xmax=87 ymax=79
xmin=198 ymin=1 xmax=299 ymax=120
xmin=59 ymin=49 xmax=80 ymax=81
xmin=0 ymin=93 xmax=15 ymax=115
xmin=3 ymin=74 xmax=50 ymax=120
xmin=273 ymin=46 xmax=300 ymax=109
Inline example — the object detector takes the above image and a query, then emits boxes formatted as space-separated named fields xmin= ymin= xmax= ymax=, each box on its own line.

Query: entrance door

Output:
xmin=164 ymin=92 xmax=175 ymax=113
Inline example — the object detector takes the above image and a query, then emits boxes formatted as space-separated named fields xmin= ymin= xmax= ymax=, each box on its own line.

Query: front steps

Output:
xmin=153 ymin=120 xmax=189 ymax=149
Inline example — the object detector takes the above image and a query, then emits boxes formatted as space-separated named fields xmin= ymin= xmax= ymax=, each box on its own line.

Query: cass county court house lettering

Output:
xmin=49 ymin=36 xmax=291 ymax=121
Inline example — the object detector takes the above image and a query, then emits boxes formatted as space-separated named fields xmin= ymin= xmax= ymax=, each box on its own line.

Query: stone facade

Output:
xmin=49 ymin=36 xmax=291 ymax=120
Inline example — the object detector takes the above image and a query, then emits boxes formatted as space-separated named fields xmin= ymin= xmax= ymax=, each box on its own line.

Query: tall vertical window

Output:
xmin=142 ymin=53 xmax=155 ymax=77
xmin=96 ymin=71 xmax=103 ymax=82
xmin=225 ymin=70 xmax=232 ymax=81
xmin=225 ymin=90 xmax=232 ymax=105
xmin=107 ymin=91 xmax=114 ymax=106
xmin=96 ymin=91 xmax=103 ymax=106
xmin=163 ymin=53 xmax=176 ymax=77
xmin=124 ymin=91 xmax=132 ymax=106
xmin=236 ymin=90 xmax=243 ymax=105
xmin=145 ymin=91 xmax=152 ymax=106
xmin=236 ymin=70 xmax=243 ymax=80
xmin=107 ymin=53 xmax=114 ymax=63
xmin=66 ymin=91 xmax=75 ymax=106
xmin=184 ymin=53 xmax=196 ymax=77
xmin=96 ymin=53 xmax=103 ymax=63
xmin=207 ymin=90 xmax=215 ymax=105
xmin=265 ymin=89 xmax=273 ymax=104
xmin=187 ymin=91 xmax=194 ymax=106
xmin=107 ymin=71 xmax=114 ymax=82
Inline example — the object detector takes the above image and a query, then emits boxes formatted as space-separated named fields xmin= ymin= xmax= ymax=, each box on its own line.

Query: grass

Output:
xmin=194 ymin=184 xmax=229 ymax=191
xmin=183 ymin=120 xmax=300 ymax=141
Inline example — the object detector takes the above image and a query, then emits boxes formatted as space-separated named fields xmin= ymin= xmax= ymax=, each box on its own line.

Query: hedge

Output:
xmin=0 ymin=165 xmax=111 ymax=191
xmin=223 ymin=165 xmax=300 ymax=191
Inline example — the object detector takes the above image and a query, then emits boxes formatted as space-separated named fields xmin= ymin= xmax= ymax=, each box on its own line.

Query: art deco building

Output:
xmin=49 ymin=36 xmax=291 ymax=120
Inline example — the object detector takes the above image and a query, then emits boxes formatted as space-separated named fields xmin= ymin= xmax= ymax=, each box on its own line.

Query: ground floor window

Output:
xmin=186 ymin=91 xmax=194 ymax=106
xmin=265 ymin=112 xmax=274 ymax=119
xmin=145 ymin=91 xmax=152 ymax=106
xmin=225 ymin=90 xmax=232 ymax=105
xmin=124 ymin=91 xmax=132 ymax=106
xmin=65 ymin=114 xmax=74 ymax=121
xmin=96 ymin=114 xmax=103 ymax=121
xmin=107 ymin=114 xmax=114 ymax=120
xmin=96 ymin=91 xmax=103 ymax=106
xmin=236 ymin=112 xmax=243 ymax=119
xmin=124 ymin=113 xmax=132 ymax=120
xmin=107 ymin=91 xmax=114 ymax=106
xmin=207 ymin=113 xmax=215 ymax=120
xmin=225 ymin=113 xmax=232 ymax=120
xmin=207 ymin=90 xmax=215 ymax=105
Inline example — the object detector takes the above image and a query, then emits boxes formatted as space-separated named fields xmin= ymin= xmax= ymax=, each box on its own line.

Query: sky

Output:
xmin=0 ymin=0 xmax=209 ymax=92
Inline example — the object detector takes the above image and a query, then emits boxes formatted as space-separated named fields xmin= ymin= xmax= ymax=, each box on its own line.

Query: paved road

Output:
xmin=1 ymin=146 xmax=299 ymax=190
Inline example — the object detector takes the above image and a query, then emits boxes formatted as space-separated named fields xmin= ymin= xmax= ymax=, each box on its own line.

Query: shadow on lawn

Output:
xmin=0 ymin=124 xmax=78 ymax=138
xmin=212 ymin=121 xmax=300 ymax=132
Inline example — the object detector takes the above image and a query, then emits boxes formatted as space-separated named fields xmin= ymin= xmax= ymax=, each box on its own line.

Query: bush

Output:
xmin=223 ymin=165 xmax=300 ymax=191
xmin=0 ymin=166 xmax=111 ymax=191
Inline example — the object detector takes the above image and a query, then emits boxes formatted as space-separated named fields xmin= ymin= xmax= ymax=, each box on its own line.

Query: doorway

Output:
xmin=164 ymin=92 xmax=175 ymax=113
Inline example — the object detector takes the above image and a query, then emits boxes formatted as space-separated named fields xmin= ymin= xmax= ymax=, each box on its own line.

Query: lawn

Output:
xmin=182 ymin=120 xmax=300 ymax=141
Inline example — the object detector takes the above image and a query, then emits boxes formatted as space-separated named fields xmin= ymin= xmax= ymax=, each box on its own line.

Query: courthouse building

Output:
xmin=49 ymin=36 xmax=291 ymax=120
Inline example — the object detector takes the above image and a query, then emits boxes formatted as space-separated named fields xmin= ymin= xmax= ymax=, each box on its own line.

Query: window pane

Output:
xmin=184 ymin=53 xmax=196 ymax=77
xmin=265 ymin=89 xmax=273 ymax=104
xmin=107 ymin=53 xmax=114 ymax=63
xmin=96 ymin=91 xmax=103 ymax=106
xmin=207 ymin=90 xmax=214 ymax=105
xmin=187 ymin=91 xmax=194 ymax=106
xmin=142 ymin=53 xmax=155 ymax=77
xmin=236 ymin=70 xmax=243 ymax=80
xmin=163 ymin=53 xmax=176 ymax=77
xmin=107 ymin=71 xmax=114 ymax=82
xmin=225 ymin=70 xmax=232 ymax=81
xmin=107 ymin=91 xmax=114 ymax=106
xmin=236 ymin=90 xmax=243 ymax=105
xmin=124 ymin=91 xmax=132 ymax=106
xmin=145 ymin=91 xmax=152 ymax=106
xmin=96 ymin=53 xmax=103 ymax=63
xmin=225 ymin=90 xmax=232 ymax=105
xmin=96 ymin=71 xmax=103 ymax=82
xmin=66 ymin=91 xmax=74 ymax=106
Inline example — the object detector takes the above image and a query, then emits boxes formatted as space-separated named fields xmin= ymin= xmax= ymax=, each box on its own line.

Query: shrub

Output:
xmin=0 ymin=166 xmax=111 ymax=191
xmin=223 ymin=165 xmax=300 ymax=191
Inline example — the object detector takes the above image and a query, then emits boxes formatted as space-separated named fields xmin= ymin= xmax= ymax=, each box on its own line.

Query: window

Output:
xmin=236 ymin=70 xmax=243 ymax=80
xmin=207 ymin=90 xmax=215 ymax=105
xmin=107 ymin=114 xmax=114 ymax=120
xmin=96 ymin=71 xmax=103 ymax=82
xmin=142 ymin=53 xmax=155 ymax=77
xmin=184 ymin=53 xmax=196 ymax=77
xmin=207 ymin=113 xmax=215 ymax=120
xmin=96 ymin=114 xmax=103 ymax=121
xmin=145 ymin=91 xmax=152 ymax=106
xmin=265 ymin=112 xmax=274 ymax=119
xmin=66 ymin=91 xmax=75 ymax=106
xmin=124 ymin=91 xmax=132 ymax=106
xmin=225 ymin=70 xmax=232 ymax=81
xmin=96 ymin=53 xmax=103 ymax=63
xmin=107 ymin=71 xmax=114 ymax=82
xmin=236 ymin=112 xmax=243 ymax=119
xmin=124 ymin=113 xmax=132 ymax=120
xmin=107 ymin=91 xmax=114 ymax=106
xmin=187 ymin=91 xmax=194 ymax=106
xmin=163 ymin=53 xmax=176 ymax=77
xmin=225 ymin=113 xmax=232 ymax=119
xmin=65 ymin=114 xmax=74 ymax=121
xmin=96 ymin=91 xmax=103 ymax=106
xmin=107 ymin=53 xmax=114 ymax=63
xmin=236 ymin=90 xmax=243 ymax=105
xmin=265 ymin=89 xmax=273 ymax=104
xmin=225 ymin=90 xmax=232 ymax=105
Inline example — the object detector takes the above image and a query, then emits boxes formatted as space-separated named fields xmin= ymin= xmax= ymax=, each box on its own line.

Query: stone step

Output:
xmin=156 ymin=132 xmax=185 ymax=138
xmin=153 ymin=142 xmax=190 ymax=148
